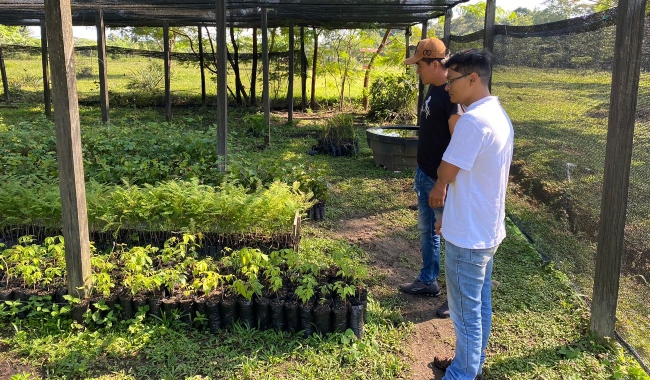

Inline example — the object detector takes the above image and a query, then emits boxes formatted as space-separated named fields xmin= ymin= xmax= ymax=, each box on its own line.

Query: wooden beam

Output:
xmin=96 ymin=9 xmax=110 ymax=123
xmin=216 ymin=0 xmax=228 ymax=172
xmin=40 ymin=21 xmax=51 ymax=116
xmin=44 ymin=0 xmax=91 ymax=299
xmin=262 ymin=8 xmax=270 ymax=142
xmin=198 ymin=26 xmax=206 ymax=106
xmin=590 ymin=0 xmax=647 ymax=340
xmin=0 ymin=42 xmax=9 ymax=104
xmin=443 ymin=9 xmax=452 ymax=52
xmin=287 ymin=22 xmax=294 ymax=123
xmin=163 ymin=22 xmax=171 ymax=122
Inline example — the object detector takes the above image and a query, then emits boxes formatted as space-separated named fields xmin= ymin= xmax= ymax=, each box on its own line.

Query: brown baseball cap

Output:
xmin=404 ymin=38 xmax=447 ymax=65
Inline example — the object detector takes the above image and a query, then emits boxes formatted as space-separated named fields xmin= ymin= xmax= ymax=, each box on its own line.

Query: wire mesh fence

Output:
xmin=452 ymin=6 xmax=650 ymax=370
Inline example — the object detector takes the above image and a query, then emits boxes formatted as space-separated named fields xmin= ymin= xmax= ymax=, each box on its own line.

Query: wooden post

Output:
xmin=405 ymin=27 xmax=411 ymax=61
xmin=443 ymin=9 xmax=453 ymax=53
xmin=163 ymin=22 xmax=171 ymax=122
xmin=300 ymin=26 xmax=307 ymax=111
xmin=216 ymin=0 xmax=228 ymax=172
xmin=417 ymin=21 xmax=427 ymax=126
xmin=251 ymin=27 xmax=258 ymax=106
xmin=0 ymin=42 xmax=9 ymax=104
xmin=40 ymin=21 xmax=51 ymax=116
xmin=287 ymin=22 xmax=294 ymax=123
xmin=96 ymin=10 xmax=110 ymax=123
xmin=483 ymin=0 xmax=496 ymax=53
xmin=590 ymin=0 xmax=647 ymax=340
xmin=44 ymin=0 xmax=91 ymax=299
xmin=484 ymin=0 xmax=496 ymax=92
xmin=262 ymin=8 xmax=270 ymax=142
xmin=198 ymin=26 xmax=206 ymax=106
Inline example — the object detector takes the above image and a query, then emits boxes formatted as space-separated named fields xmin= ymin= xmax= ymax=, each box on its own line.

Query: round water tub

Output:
xmin=365 ymin=125 xmax=419 ymax=170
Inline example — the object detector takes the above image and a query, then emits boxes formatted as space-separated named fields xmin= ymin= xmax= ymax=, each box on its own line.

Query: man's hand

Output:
xmin=434 ymin=213 xmax=443 ymax=235
xmin=429 ymin=180 xmax=447 ymax=209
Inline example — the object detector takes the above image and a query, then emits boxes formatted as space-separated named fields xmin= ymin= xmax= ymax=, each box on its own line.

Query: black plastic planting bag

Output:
xmin=270 ymin=297 xmax=285 ymax=330
xmin=300 ymin=302 xmax=314 ymax=338
xmin=332 ymin=300 xmax=348 ymax=333
xmin=119 ymin=292 xmax=134 ymax=320
xmin=237 ymin=297 xmax=254 ymax=327
xmin=179 ymin=298 xmax=194 ymax=325
xmin=313 ymin=301 xmax=331 ymax=335
xmin=205 ymin=298 xmax=222 ymax=333
xmin=255 ymin=296 xmax=271 ymax=330
xmin=132 ymin=295 xmax=148 ymax=316
xmin=148 ymin=296 xmax=162 ymax=318
xmin=349 ymin=304 xmax=364 ymax=338
xmin=221 ymin=296 xmax=237 ymax=329
xmin=55 ymin=287 xmax=68 ymax=304
xmin=0 ymin=288 xmax=13 ymax=301
xmin=193 ymin=297 xmax=207 ymax=327
xmin=161 ymin=298 xmax=179 ymax=320
xmin=285 ymin=299 xmax=300 ymax=332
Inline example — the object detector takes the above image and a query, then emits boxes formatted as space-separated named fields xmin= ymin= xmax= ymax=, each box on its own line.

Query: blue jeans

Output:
xmin=414 ymin=167 xmax=443 ymax=284
xmin=443 ymin=241 xmax=497 ymax=380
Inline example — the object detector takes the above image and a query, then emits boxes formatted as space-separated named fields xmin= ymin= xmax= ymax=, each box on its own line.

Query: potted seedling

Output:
xmin=315 ymin=113 xmax=359 ymax=157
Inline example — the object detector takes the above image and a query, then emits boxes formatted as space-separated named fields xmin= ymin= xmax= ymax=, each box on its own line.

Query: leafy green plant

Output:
xmin=295 ymin=274 xmax=318 ymax=304
xmin=368 ymin=72 xmax=417 ymax=123
xmin=332 ymin=280 xmax=356 ymax=304
xmin=127 ymin=60 xmax=164 ymax=92
xmin=321 ymin=113 xmax=356 ymax=144
xmin=242 ymin=113 xmax=267 ymax=137
xmin=89 ymin=254 xmax=117 ymax=297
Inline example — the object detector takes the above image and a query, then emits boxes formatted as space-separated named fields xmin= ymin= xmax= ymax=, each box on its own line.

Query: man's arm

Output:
xmin=428 ymin=160 xmax=460 ymax=208
xmin=448 ymin=114 xmax=461 ymax=135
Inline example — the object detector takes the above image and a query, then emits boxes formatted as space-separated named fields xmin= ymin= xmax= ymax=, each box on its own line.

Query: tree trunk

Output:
xmin=363 ymin=28 xmax=391 ymax=111
xmin=310 ymin=28 xmax=319 ymax=110
xmin=229 ymin=28 xmax=249 ymax=105
xmin=339 ymin=74 xmax=346 ymax=111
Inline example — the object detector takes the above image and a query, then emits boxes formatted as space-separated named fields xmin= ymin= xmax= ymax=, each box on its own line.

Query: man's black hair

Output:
xmin=421 ymin=57 xmax=445 ymax=65
xmin=444 ymin=49 xmax=492 ymax=85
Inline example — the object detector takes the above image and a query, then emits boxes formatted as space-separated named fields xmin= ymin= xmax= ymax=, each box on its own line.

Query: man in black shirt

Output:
xmin=399 ymin=38 xmax=464 ymax=318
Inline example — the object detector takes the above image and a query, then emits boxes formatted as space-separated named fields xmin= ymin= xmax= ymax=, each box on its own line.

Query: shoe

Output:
xmin=399 ymin=278 xmax=440 ymax=296
xmin=432 ymin=356 xmax=452 ymax=370
xmin=436 ymin=300 xmax=450 ymax=318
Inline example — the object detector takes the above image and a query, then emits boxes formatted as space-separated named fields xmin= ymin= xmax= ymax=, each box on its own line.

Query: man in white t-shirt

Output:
xmin=429 ymin=49 xmax=514 ymax=380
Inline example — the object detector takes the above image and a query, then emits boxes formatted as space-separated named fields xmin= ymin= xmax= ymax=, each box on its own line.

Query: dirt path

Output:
xmin=332 ymin=217 xmax=456 ymax=380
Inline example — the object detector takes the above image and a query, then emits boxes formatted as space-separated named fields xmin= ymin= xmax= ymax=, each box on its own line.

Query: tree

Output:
xmin=362 ymin=29 xmax=391 ymax=111
xmin=0 ymin=26 xmax=34 ymax=45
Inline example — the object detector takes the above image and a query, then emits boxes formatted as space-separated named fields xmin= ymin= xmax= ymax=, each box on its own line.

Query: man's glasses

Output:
xmin=446 ymin=73 xmax=471 ymax=86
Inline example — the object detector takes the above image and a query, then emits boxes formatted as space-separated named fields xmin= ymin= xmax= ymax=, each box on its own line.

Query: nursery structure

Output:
xmin=0 ymin=1 xmax=649 ymax=370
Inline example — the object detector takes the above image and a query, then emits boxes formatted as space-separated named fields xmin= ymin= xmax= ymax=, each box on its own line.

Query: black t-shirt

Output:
xmin=417 ymin=84 xmax=463 ymax=179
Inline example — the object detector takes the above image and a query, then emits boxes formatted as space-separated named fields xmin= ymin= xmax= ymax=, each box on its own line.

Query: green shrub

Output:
xmin=320 ymin=113 xmax=356 ymax=144
xmin=127 ymin=60 xmax=164 ymax=92
xmin=368 ymin=72 xmax=417 ymax=123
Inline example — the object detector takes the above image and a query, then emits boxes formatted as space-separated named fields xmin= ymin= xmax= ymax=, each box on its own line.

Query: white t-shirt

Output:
xmin=441 ymin=96 xmax=514 ymax=249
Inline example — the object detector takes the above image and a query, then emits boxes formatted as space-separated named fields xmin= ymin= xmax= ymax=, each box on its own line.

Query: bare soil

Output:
xmin=331 ymin=216 xmax=455 ymax=380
